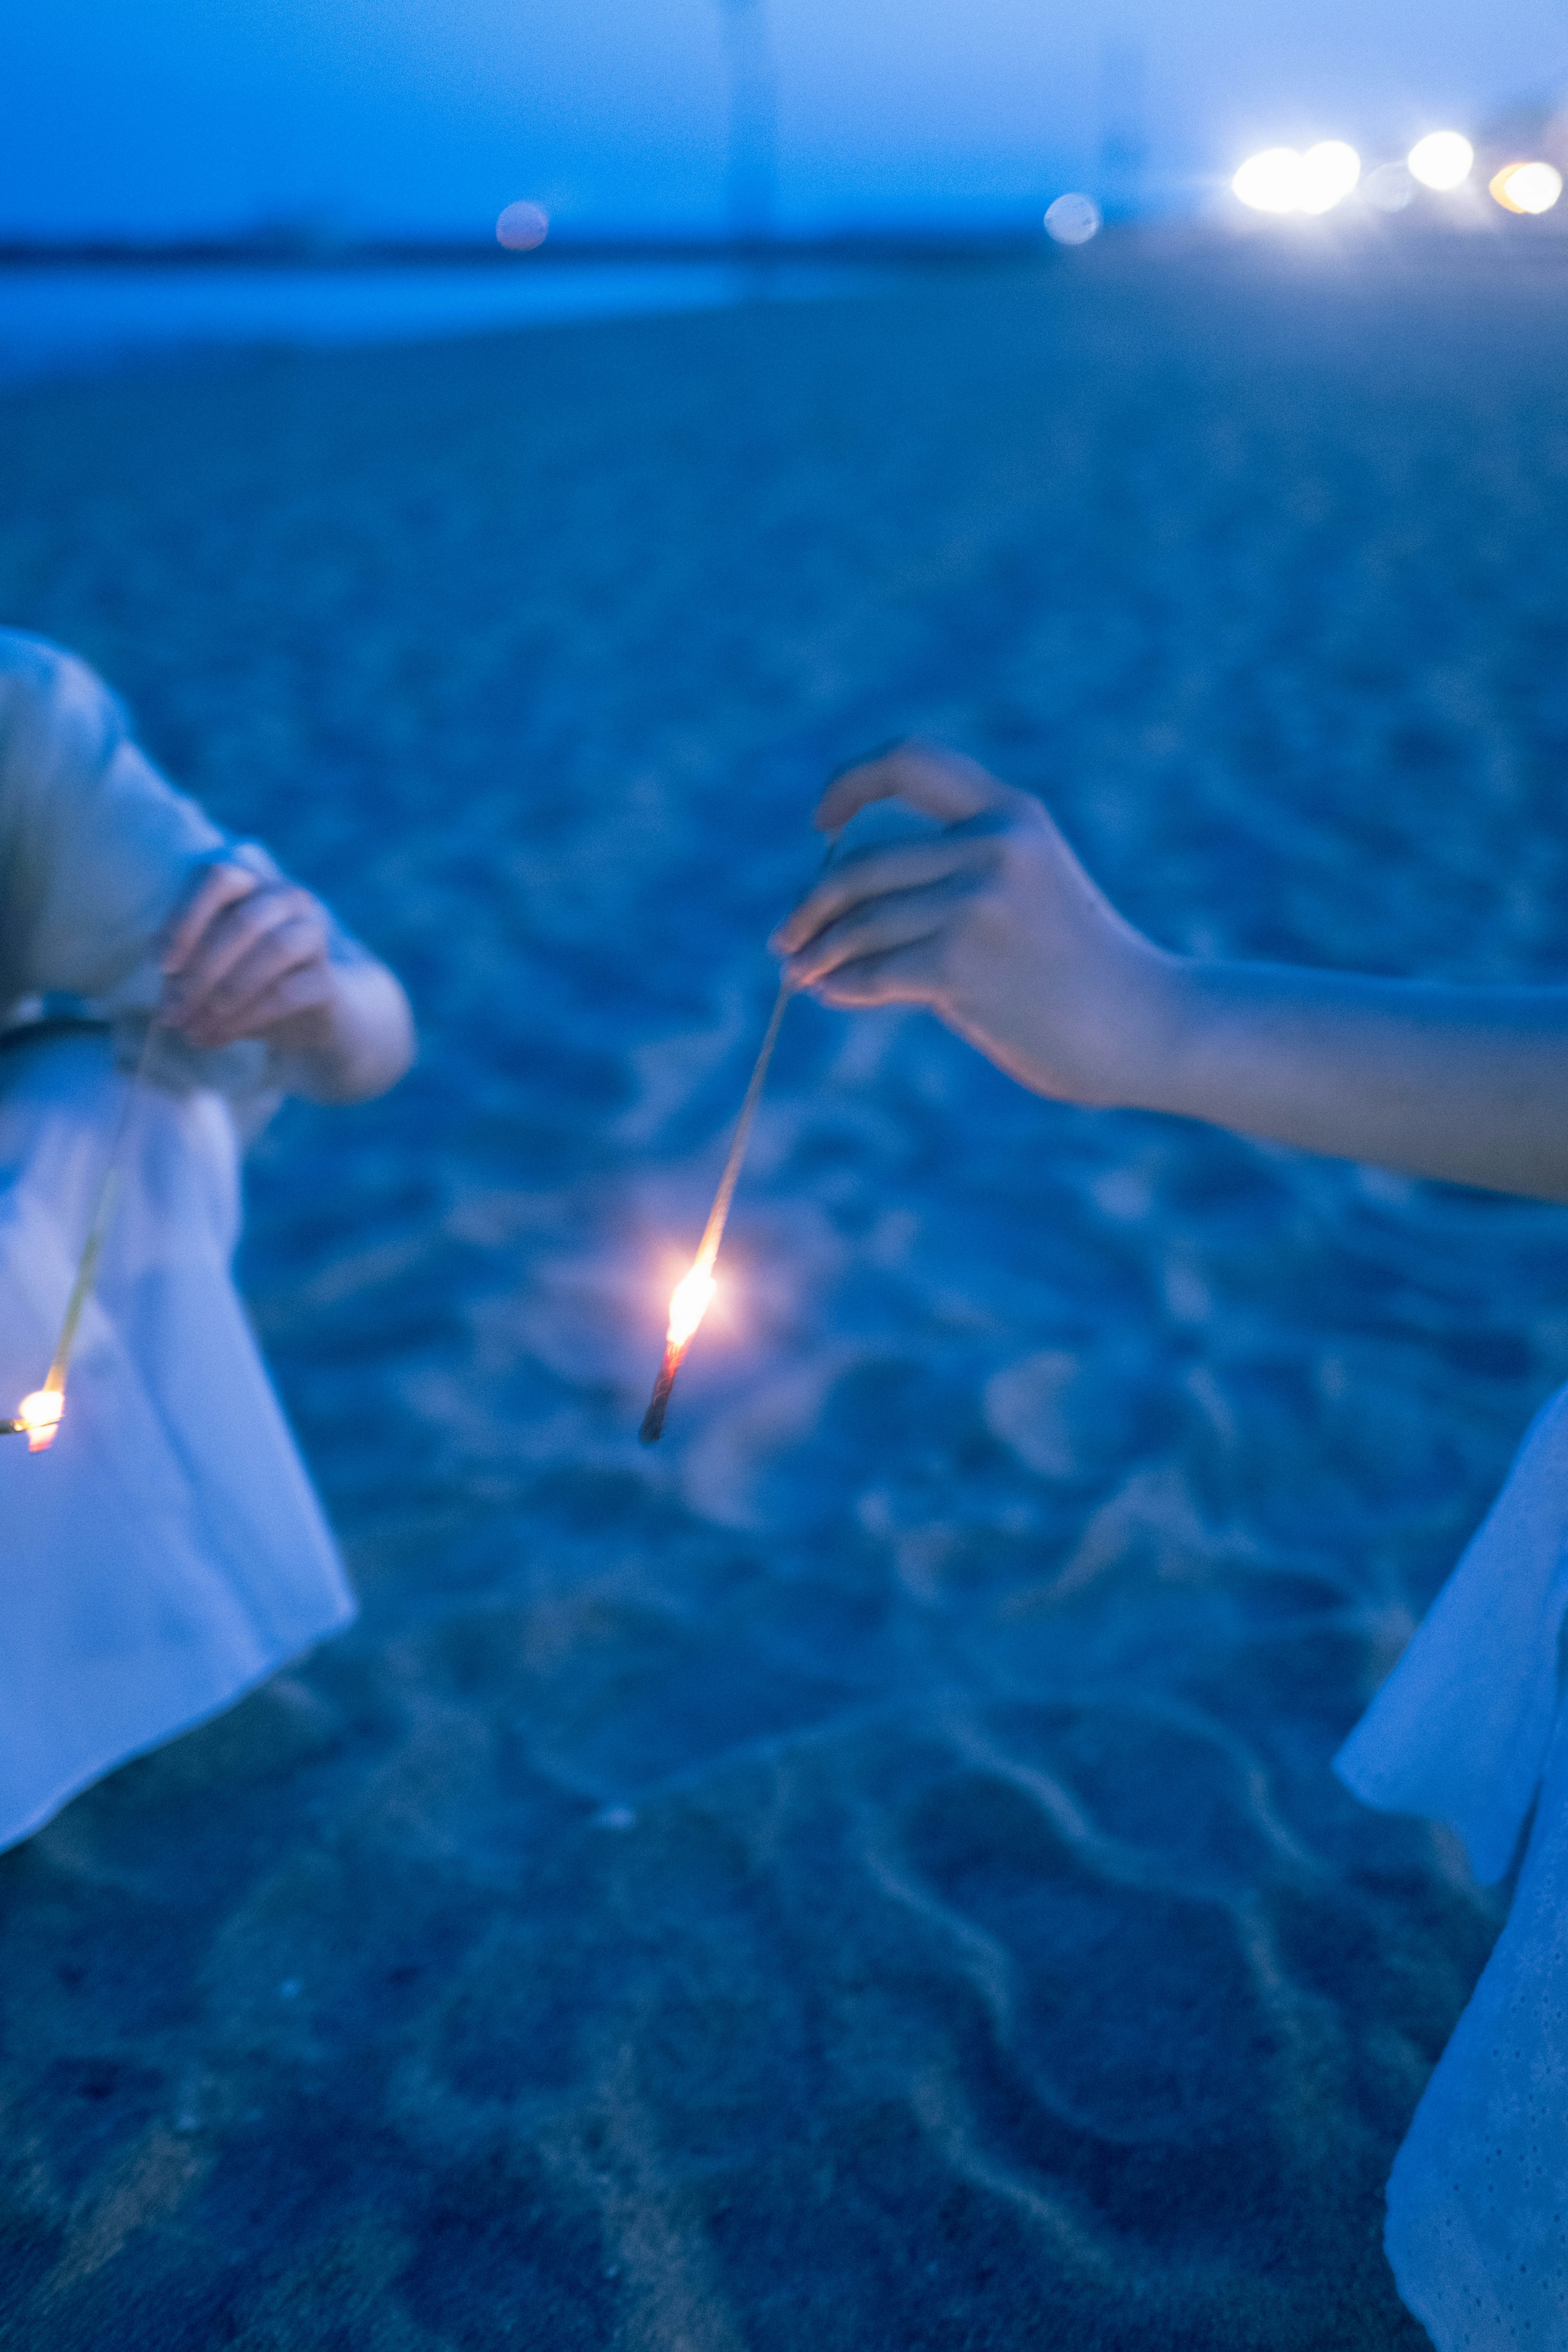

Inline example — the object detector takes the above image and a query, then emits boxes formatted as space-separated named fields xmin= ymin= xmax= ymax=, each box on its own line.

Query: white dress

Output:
xmin=0 ymin=631 xmax=354 ymax=1851
xmin=1336 ymin=1381 xmax=1568 ymax=2347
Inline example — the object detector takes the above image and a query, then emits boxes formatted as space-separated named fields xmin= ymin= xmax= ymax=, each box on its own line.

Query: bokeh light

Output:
xmin=1233 ymin=149 xmax=1305 ymax=214
xmin=1363 ymin=161 xmax=1415 ymax=212
xmin=1299 ymin=140 xmax=1361 ymax=214
xmin=1407 ymin=132 xmax=1473 ymax=191
xmin=1489 ymin=162 xmax=1564 ymax=215
xmin=1044 ymin=192 xmax=1102 ymax=246
xmin=1233 ymin=143 xmax=1359 ymax=217
xmin=495 ymin=200 xmax=550 ymax=251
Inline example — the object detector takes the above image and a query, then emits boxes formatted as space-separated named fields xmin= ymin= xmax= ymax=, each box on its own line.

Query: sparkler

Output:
xmin=639 ymin=829 xmax=845 ymax=1443
xmin=1 ymin=1021 xmax=156 ymax=1451
xmin=639 ymin=980 xmax=792 ymax=1443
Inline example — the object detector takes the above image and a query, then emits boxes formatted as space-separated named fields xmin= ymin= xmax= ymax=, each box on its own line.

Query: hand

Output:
xmin=769 ymin=741 xmax=1178 ymax=1106
xmin=159 ymin=861 xmax=339 ymax=1056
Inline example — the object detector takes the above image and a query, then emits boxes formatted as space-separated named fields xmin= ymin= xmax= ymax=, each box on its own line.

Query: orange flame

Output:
xmin=666 ymin=1258 xmax=716 ymax=1352
xmin=17 ymin=1388 xmax=63 ymax=1452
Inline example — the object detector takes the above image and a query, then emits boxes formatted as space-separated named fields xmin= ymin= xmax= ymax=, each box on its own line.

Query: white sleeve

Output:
xmin=0 ymin=632 xmax=228 ymax=1013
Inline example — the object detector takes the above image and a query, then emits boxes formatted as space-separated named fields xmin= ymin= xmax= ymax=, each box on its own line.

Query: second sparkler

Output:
xmin=639 ymin=982 xmax=792 ymax=1444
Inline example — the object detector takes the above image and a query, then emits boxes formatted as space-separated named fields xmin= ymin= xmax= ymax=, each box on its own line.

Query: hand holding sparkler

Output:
xmin=3 ymin=855 xmax=414 ymax=1457
xmin=161 ymin=860 xmax=414 ymax=1104
xmin=774 ymin=738 xmax=1568 ymax=1204
xmin=770 ymin=739 xmax=1176 ymax=1112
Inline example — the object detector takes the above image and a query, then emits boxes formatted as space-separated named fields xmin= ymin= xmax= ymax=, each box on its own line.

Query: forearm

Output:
xmin=270 ymin=960 xmax=415 ymax=1105
xmin=1129 ymin=956 xmax=1568 ymax=1200
xmin=778 ymin=748 xmax=1568 ymax=1202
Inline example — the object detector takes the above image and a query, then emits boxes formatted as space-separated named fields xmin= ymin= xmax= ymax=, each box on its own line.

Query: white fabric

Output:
xmin=0 ymin=1033 xmax=354 ymax=1850
xmin=0 ymin=626 xmax=283 ymax=1118
xmin=1335 ymin=1381 xmax=1568 ymax=2348
xmin=0 ymin=630 xmax=221 ymax=1005
xmin=0 ymin=630 xmax=355 ymax=1850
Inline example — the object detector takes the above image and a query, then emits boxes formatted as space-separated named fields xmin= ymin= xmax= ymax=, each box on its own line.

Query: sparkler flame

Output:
xmin=640 ymin=934 xmax=813 ymax=1443
xmin=666 ymin=1258 xmax=717 ymax=1351
xmin=16 ymin=1388 xmax=63 ymax=1451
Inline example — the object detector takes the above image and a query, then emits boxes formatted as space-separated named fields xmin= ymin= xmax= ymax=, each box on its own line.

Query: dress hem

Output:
xmin=0 ymin=1596 xmax=356 ymax=1858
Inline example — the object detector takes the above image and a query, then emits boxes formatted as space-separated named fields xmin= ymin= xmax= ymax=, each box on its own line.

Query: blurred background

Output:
xmin=2 ymin=0 xmax=1567 ymax=378
xmin=5 ymin=9 xmax=1568 ymax=2352
xmin=4 ymin=0 xmax=1566 ymax=236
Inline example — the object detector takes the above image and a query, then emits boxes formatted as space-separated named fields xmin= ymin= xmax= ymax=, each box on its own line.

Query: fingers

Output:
xmin=770 ymin=834 xmax=993 ymax=957
xmin=778 ymin=878 xmax=965 ymax=991
xmin=814 ymin=739 xmax=1022 ymax=835
xmin=806 ymin=939 xmax=945 ymax=1009
xmin=161 ymin=882 xmax=331 ymax=1047
xmin=162 ymin=862 xmax=259 ymax=976
xmin=213 ymin=962 xmax=336 ymax=1048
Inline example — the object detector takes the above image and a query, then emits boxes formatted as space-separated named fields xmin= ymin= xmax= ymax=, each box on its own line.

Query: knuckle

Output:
xmin=226 ymin=897 xmax=272 ymax=944
xmin=994 ymin=821 xmax=1036 ymax=877
xmin=971 ymin=879 xmax=1009 ymax=935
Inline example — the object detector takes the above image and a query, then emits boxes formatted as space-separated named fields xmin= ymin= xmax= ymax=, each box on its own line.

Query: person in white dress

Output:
xmin=0 ymin=630 xmax=413 ymax=1853
xmin=774 ymin=739 xmax=1568 ymax=2351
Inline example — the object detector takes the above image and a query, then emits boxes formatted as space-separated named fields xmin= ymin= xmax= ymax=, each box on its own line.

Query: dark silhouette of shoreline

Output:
xmin=0 ymin=227 xmax=1051 ymax=270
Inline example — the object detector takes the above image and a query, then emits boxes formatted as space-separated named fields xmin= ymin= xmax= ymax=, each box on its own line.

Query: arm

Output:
xmin=160 ymin=862 xmax=414 ymax=1105
xmin=0 ymin=637 xmax=412 ymax=1103
xmin=770 ymin=742 xmax=1568 ymax=1203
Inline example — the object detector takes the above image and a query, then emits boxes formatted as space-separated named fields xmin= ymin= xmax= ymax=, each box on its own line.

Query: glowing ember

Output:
xmin=639 ymin=1258 xmax=719 ymax=1444
xmin=16 ymin=1388 xmax=63 ymax=1451
xmin=666 ymin=1260 xmax=717 ymax=1351
xmin=639 ymin=930 xmax=817 ymax=1444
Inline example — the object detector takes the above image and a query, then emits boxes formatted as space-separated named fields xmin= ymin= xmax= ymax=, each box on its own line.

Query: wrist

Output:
xmin=270 ymin=964 xmax=414 ymax=1104
xmin=1110 ymin=944 xmax=1202 ymax=1114
xmin=1045 ymin=935 xmax=1195 ymax=1114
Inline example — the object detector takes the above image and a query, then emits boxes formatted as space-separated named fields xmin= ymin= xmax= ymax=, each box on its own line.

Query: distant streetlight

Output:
xmin=1363 ymin=162 xmax=1415 ymax=212
xmin=1232 ymin=142 xmax=1359 ymax=216
xmin=496 ymin=201 xmax=549 ymax=252
xmin=1299 ymin=141 xmax=1361 ymax=213
xmin=1407 ymin=132 xmax=1474 ymax=191
xmin=718 ymin=0 xmax=778 ymax=245
xmin=1233 ymin=148 xmax=1305 ymax=213
xmin=1490 ymin=161 xmax=1564 ymax=214
xmin=1097 ymin=36 xmax=1147 ymax=220
xmin=1045 ymin=193 xmax=1102 ymax=245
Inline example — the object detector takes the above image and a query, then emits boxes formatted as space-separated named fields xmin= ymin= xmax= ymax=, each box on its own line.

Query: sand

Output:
xmin=3 ymin=228 xmax=1568 ymax=2349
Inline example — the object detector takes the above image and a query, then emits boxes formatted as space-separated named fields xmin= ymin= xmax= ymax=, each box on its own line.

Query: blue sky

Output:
xmin=3 ymin=0 xmax=1563 ymax=239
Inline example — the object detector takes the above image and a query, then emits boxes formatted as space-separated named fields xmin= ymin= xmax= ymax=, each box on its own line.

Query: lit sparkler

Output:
xmin=639 ymin=981 xmax=792 ymax=1443
xmin=2 ymin=1020 xmax=154 ymax=1451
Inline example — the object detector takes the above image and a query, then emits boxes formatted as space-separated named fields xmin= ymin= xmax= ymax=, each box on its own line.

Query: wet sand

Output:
xmin=3 ymin=229 xmax=1568 ymax=2348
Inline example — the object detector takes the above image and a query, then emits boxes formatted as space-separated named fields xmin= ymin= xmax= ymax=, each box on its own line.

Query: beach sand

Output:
xmin=3 ymin=229 xmax=1568 ymax=2348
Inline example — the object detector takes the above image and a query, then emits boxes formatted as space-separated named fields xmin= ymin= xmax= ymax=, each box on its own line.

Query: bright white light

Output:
xmin=496 ymin=201 xmax=550 ymax=251
xmin=666 ymin=1262 xmax=715 ymax=1350
xmin=1490 ymin=161 xmax=1564 ymax=215
xmin=16 ymin=1388 xmax=62 ymax=1452
xmin=1363 ymin=162 xmax=1415 ymax=212
xmin=1299 ymin=140 xmax=1361 ymax=214
xmin=1233 ymin=149 xmax=1305 ymax=214
xmin=1045 ymin=192 xmax=1102 ymax=246
xmin=1408 ymin=132 xmax=1474 ymax=191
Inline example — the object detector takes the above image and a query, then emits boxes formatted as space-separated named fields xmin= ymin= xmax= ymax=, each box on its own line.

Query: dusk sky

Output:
xmin=5 ymin=0 xmax=1564 ymax=239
